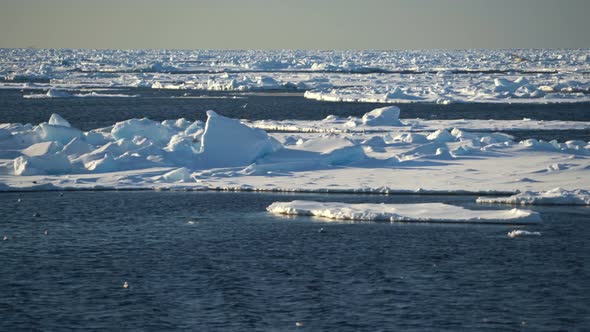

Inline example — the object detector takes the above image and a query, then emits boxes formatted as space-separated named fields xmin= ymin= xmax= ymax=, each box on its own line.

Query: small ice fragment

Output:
xmin=507 ymin=230 xmax=541 ymax=238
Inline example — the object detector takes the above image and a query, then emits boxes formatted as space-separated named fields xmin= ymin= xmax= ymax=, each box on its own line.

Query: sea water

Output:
xmin=0 ymin=191 xmax=588 ymax=331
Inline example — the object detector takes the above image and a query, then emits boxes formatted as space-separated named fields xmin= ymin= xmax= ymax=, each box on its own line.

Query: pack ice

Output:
xmin=0 ymin=106 xmax=588 ymax=197
xmin=3 ymin=49 xmax=590 ymax=104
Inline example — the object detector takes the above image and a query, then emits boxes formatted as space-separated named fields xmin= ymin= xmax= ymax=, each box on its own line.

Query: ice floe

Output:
xmin=0 ymin=106 xmax=588 ymax=193
xmin=267 ymin=201 xmax=541 ymax=223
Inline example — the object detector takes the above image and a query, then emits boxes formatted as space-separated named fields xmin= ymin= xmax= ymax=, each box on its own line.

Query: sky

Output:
xmin=0 ymin=0 xmax=589 ymax=50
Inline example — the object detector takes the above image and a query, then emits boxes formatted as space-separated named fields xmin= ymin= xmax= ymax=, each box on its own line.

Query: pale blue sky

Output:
xmin=0 ymin=0 xmax=589 ymax=49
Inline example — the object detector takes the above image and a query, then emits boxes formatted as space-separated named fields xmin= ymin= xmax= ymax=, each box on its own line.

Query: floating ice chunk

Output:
xmin=507 ymin=230 xmax=541 ymax=238
xmin=48 ymin=113 xmax=71 ymax=127
xmin=361 ymin=106 xmax=401 ymax=126
xmin=197 ymin=111 xmax=282 ymax=168
xmin=267 ymin=201 xmax=540 ymax=223
xmin=161 ymin=167 xmax=193 ymax=183
xmin=46 ymin=89 xmax=72 ymax=98
xmin=477 ymin=188 xmax=590 ymax=205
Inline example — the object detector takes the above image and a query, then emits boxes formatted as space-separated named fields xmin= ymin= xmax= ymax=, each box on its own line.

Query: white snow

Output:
xmin=477 ymin=188 xmax=590 ymax=205
xmin=267 ymin=200 xmax=541 ymax=223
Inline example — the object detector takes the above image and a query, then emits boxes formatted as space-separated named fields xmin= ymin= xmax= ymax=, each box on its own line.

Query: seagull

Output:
xmin=123 ymin=281 xmax=129 ymax=289
xmin=43 ymin=230 xmax=48 ymax=235
xmin=242 ymin=103 xmax=248 ymax=109
xmin=2 ymin=235 xmax=8 ymax=241
xmin=295 ymin=322 xmax=304 ymax=327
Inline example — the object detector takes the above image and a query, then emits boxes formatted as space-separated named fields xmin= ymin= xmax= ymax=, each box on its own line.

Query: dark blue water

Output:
xmin=0 ymin=191 xmax=589 ymax=331
xmin=1 ymin=89 xmax=589 ymax=141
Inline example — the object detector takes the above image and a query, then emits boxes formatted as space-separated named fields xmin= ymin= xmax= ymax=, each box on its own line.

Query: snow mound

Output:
xmin=361 ymin=106 xmax=401 ymax=126
xmin=197 ymin=111 xmax=282 ymax=168
xmin=507 ymin=230 xmax=541 ymax=238
xmin=267 ymin=201 xmax=540 ymax=223
xmin=427 ymin=129 xmax=455 ymax=142
xmin=477 ymin=188 xmax=590 ymax=205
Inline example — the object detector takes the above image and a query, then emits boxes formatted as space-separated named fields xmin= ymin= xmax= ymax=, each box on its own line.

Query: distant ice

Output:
xmin=267 ymin=200 xmax=541 ymax=223
xmin=23 ymin=90 xmax=138 ymax=99
xmin=2 ymin=48 xmax=589 ymax=104
xmin=477 ymin=188 xmax=590 ymax=205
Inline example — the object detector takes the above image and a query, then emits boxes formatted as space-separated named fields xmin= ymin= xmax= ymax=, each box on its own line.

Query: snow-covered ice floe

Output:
xmin=477 ymin=188 xmax=590 ymax=205
xmin=2 ymin=48 xmax=590 ymax=104
xmin=0 ymin=106 xmax=588 ymax=193
xmin=267 ymin=200 xmax=541 ymax=223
